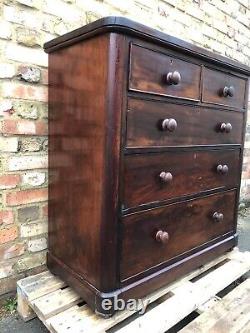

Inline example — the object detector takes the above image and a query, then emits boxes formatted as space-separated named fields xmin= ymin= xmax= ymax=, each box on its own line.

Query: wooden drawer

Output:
xmin=123 ymin=149 xmax=240 ymax=209
xmin=121 ymin=190 xmax=236 ymax=280
xmin=202 ymin=68 xmax=247 ymax=109
xmin=126 ymin=98 xmax=243 ymax=148
xmin=129 ymin=44 xmax=201 ymax=100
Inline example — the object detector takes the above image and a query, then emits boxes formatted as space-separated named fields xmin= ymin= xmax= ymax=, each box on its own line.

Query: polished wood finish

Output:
xmin=126 ymin=98 xmax=243 ymax=148
xmin=123 ymin=149 xmax=240 ymax=209
xmin=129 ymin=44 xmax=201 ymax=100
xmin=46 ymin=17 xmax=249 ymax=316
xmin=202 ymin=67 xmax=247 ymax=109
xmin=121 ymin=190 xmax=236 ymax=280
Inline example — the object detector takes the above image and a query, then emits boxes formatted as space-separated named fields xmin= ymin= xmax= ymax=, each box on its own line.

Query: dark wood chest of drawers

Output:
xmin=44 ymin=17 xmax=250 ymax=316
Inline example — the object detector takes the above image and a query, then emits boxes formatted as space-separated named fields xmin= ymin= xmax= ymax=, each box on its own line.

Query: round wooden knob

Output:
xmin=164 ymin=71 xmax=181 ymax=85
xmin=159 ymin=171 xmax=173 ymax=183
xmin=223 ymin=86 xmax=235 ymax=97
xmin=161 ymin=118 xmax=177 ymax=132
xmin=213 ymin=212 xmax=224 ymax=222
xmin=220 ymin=123 xmax=232 ymax=133
xmin=156 ymin=230 xmax=169 ymax=244
xmin=216 ymin=164 xmax=229 ymax=174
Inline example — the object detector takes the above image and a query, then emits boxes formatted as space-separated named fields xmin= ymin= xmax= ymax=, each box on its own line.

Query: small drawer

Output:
xmin=121 ymin=190 xmax=236 ymax=280
xmin=123 ymin=149 xmax=240 ymax=209
xmin=202 ymin=67 xmax=247 ymax=109
xmin=126 ymin=98 xmax=243 ymax=148
xmin=129 ymin=44 xmax=201 ymax=100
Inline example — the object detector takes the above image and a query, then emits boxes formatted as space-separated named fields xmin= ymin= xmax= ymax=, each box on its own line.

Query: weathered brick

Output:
xmin=1 ymin=119 xmax=48 ymax=135
xmin=3 ymin=5 xmax=41 ymax=29
xmin=0 ymin=21 xmax=12 ymax=40
xmin=28 ymin=237 xmax=47 ymax=252
xmin=0 ymin=226 xmax=18 ymax=244
xmin=1 ymin=82 xmax=48 ymax=102
xmin=0 ymin=100 xmax=14 ymax=117
xmin=0 ymin=63 xmax=15 ymax=78
xmin=0 ymin=137 xmax=19 ymax=152
xmin=13 ymin=101 xmax=39 ymax=119
xmin=18 ymin=205 xmax=39 ymax=223
xmin=22 ymin=172 xmax=46 ymax=187
xmin=42 ymin=204 xmax=48 ymax=217
xmin=0 ymin=242 xmax=25 ymax=260
xmin=5 ymin=188 xmax=48 ymax=206
xmin=0 ymin=262 xmax=14 ymax=279
xmin=5 ymin=43 xmax=48 ymax=67
xmin=16 ymin=27 xmax=41 ymax=47
xmin=0 ymin=174 xmax=20 ymax=189
xmin=20 ymin=221 xmax=47 ymax=237
xmin=15 ymin=0 xmax=42 ymax=10
xmin=0 ymin=211 xmax=14 ymax=225
xmin=7 ymin=155 xmax=48 ymax=171
xmin=20 ymin=138 xmax=42 ymax=152
xmin=15 ymin=251 xmax=46 ymax=273
xmin=17 ymin=65 xmax=41 ymax=83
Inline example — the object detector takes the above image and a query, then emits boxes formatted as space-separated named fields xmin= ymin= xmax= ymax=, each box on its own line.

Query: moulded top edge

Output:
xmin=44 ymin=16 xmax=250 ymax=75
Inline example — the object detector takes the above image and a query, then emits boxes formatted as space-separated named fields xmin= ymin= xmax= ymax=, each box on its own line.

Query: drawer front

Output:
xmin=202 ymin=68 xmax=247 ymax=109
xmin=123 ymin=149 xmax=240 ymax=209
xmin=121 ymin=190 xmax=236 ymax=280
xmin=126 ymin=98 xmax=243 ymax=148
xmin=129 ymin=44 xmax=201 ymax=100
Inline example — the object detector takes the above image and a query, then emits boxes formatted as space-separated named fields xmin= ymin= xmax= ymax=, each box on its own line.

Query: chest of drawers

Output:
xmin=44 ymin=17 xmax=250 ymax=316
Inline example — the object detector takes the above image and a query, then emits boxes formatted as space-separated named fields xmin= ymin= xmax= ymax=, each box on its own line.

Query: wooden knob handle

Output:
xmin=159 ymin=171 xmax=173 ymax=183
xmin=155 ymin=230 xmax=169 ymax=244
xmin=161 ymin=118 xmax=177 ymax=132
xmin=222 ymin=86 xmax=235 ymax=97
xmin=217 ymin=164 xmax=229 ymax=174
xmin=164 ymin=71 xmax=181 ymax=85
xmin=220 ymin=123 xmax=232 ymax=133
xmin=213 ymin=212 xmax=224 ymax=222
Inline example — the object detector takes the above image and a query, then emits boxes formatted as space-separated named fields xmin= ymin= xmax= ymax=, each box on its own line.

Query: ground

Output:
xmin=0 ymin=209 xmax=249 ymax=333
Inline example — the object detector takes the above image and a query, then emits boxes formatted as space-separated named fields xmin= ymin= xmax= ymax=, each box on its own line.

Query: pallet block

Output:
xmin=17 ymin=248 xmax=250 ymax=333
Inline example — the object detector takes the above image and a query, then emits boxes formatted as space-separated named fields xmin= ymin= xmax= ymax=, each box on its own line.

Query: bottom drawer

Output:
xmin=121 ymin=190 xmax=236 ymax=280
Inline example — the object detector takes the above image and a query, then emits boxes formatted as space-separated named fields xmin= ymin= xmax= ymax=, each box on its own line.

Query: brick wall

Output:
xmin=0 ymin=0 xmax=250 ymax=295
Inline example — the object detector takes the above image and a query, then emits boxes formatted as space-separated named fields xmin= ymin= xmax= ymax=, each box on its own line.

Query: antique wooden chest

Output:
xmin=44 ymin=17 xmax=250 ymax=316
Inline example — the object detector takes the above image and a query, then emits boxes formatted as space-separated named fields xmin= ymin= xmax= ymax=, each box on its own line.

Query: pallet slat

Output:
xmin=16 ymin=249 xmax=250 ymax=333
xmin=32 ymin=287 xmax=81 ymax=320
xmin=180 ymin=278 xmax=250 ymax=333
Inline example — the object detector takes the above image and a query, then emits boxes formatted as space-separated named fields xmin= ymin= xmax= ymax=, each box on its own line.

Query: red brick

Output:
xmin=1 ymin=119 xmax=48 ymax=135
xmin=0 ymin=242 xmax=25 ymax=260
xmin=2 ymin=82 xmax=48 ymax=102
xmin=0 ymin=211 xmax=14 ymax=225
xmin=0 ymin=226 xmax=18 ymax=244
xmin=5 ymin=188 xmax=48 ymax=206
xmin=0 ymin=174 xmax=20 ymax=189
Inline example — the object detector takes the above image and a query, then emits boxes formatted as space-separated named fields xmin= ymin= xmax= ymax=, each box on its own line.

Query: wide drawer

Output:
xmin=123 ymin=149 xmax=240 ymax=209
xmin=121 ymin=190 xmax=236 ymax=280
xmin=129 ymin=44 xmax=201 ymax=100
xmin=126 ymin=98 xmax=243 ymax=148
xmin=202 ymin=67 xmax=247 ymax=109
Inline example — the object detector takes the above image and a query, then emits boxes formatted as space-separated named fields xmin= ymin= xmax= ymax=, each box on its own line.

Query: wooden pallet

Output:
xmin=17 ymin=248 xmax=250 ymax=333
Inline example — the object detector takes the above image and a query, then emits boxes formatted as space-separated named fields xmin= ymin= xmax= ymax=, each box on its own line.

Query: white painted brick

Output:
xmin=0 ymin=21 xmax=12 ymax=40
xmin=15 ymin=0 xmax=42 ymax=9
xmin=0 ymin=137 xmax=19 ymax=152
xmin=22 ymin=172 xmax=46 ymax=186
xmin=0 ymin=63 xmax=16 ymax=78
xmin=20 ymin=221 xmax=48 ymax=237
xmin=7 ymin=155 xmax=48 ymax=171
xmin=28 ymin=237 xmax=47 ymax=252
xmin=5 ymin=43 xmax=48 ymax=67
